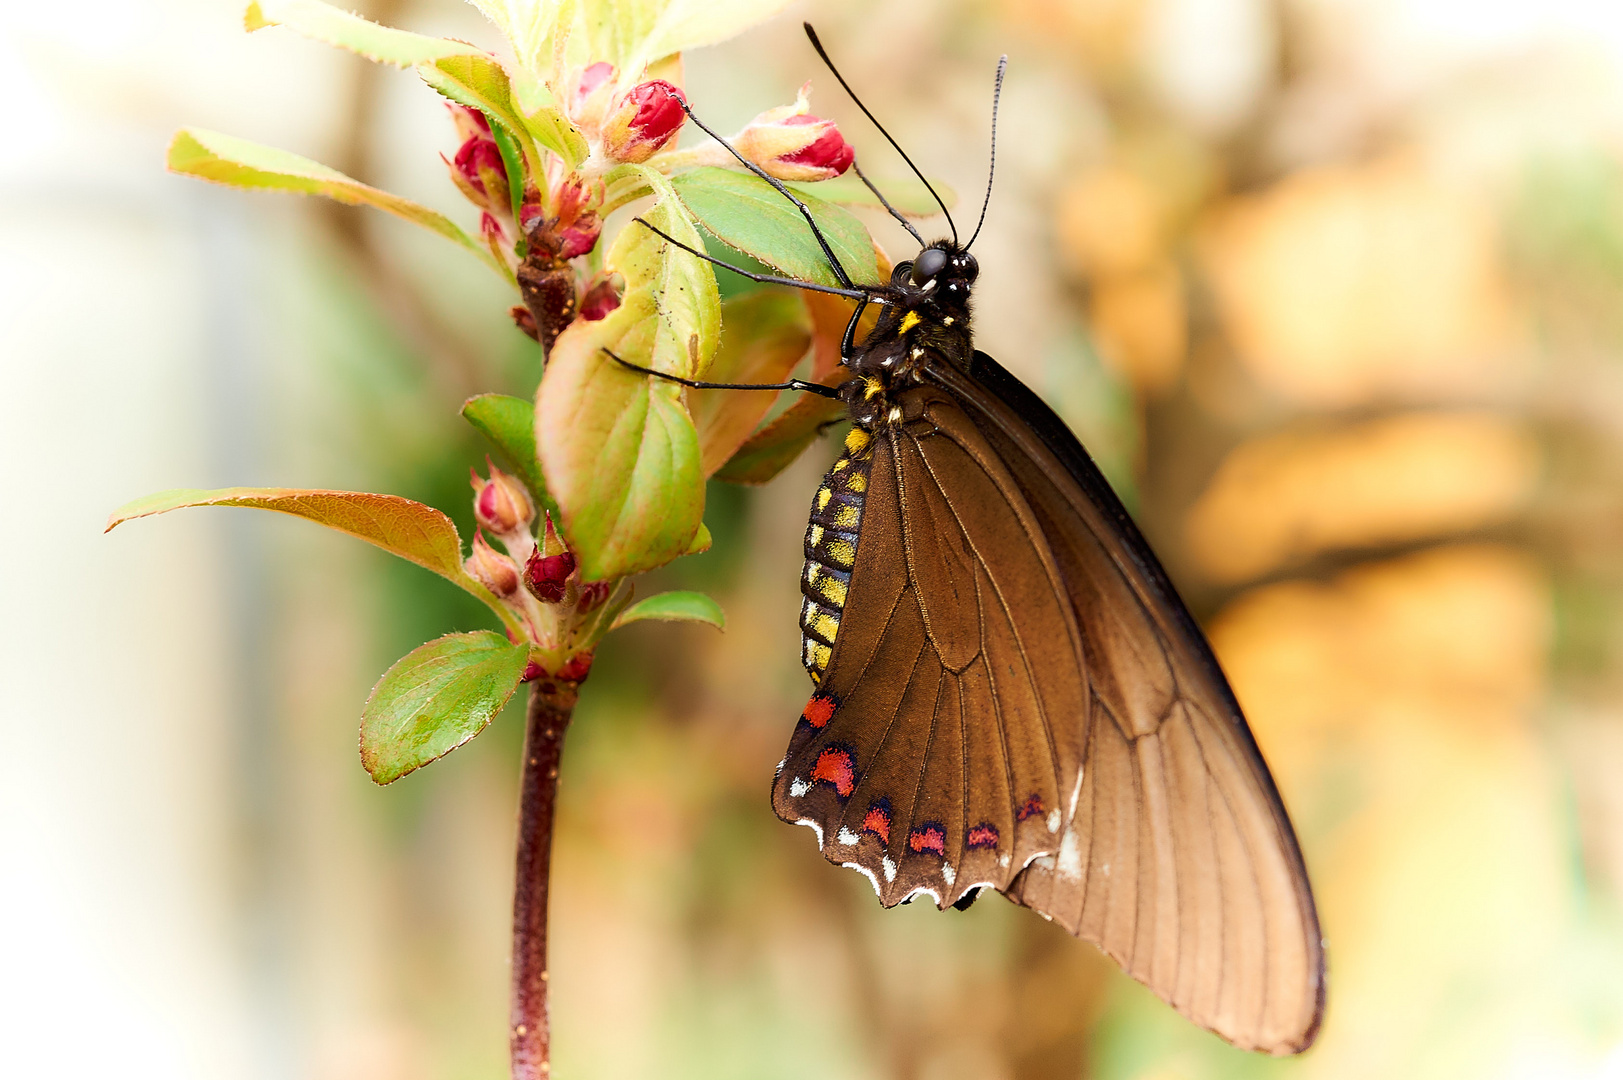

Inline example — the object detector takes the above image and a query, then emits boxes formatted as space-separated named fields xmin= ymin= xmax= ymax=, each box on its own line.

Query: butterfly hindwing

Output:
xmin=933 ymin=352 xmax=1325 ymax=1054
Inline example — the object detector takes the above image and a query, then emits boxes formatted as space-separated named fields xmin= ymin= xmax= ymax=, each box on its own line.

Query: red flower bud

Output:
xmin=465 ymin=532 xmax=521 ymax=598
xmin=579 ymin=275 xmax=622 ymax=321
xmin=525 ymin=547 xmax=576 ymax=603
xmin=556 ymin=651 xmax=594 ymax=683
xmin=455 ymin=135 xmax=507 ymax=200
xmin=601 ymin=80 xmax=686 ymax=163
xmin=577 ymin=579 xmax=612 ymax=613
xmin=731 ymin=84 xmax=854 ymax=182
xmin=520 ymin=659 xmax=543 ymax=682
xmin=572 ymin=62 xmax=618 ymax=128
xmin=471 ymin=462 xmax=534 ymax=535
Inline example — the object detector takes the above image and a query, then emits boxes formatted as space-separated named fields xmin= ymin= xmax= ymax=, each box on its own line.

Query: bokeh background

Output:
xmin=7 ymin=0 xmax=1623 ymax=1077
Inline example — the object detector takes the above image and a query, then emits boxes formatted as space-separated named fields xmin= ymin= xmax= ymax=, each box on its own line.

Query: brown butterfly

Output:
xmin=618 ymin=24 xmax=1325 ymax=1055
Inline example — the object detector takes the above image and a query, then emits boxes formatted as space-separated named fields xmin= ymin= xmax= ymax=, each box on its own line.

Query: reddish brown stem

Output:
xmin=511 ymin=677 xmax=578 ymax=1079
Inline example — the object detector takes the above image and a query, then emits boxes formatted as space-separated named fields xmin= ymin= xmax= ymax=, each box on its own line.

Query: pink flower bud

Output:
xmin=465 ymin=532 xmax=521 ymax=598
xmin=520 ymin=659 xmax=543 ymax=682
xmin=449 ymin=104 xmax=490 ymax=142
xmin=455 ymin=135 xmax=507 ymax=201
xmin=577 ymin=579 xmax=612 ymax=613
xmin=732 ymin=84 xmax=854 ymax=182
xmin=525 ymin=548 xmax=576 ymax=604
xmin=471 ymin=463 xmax=534 ymax=535
xmin=579 ymin=275 xmax=622 ymax=321
xmin=572 ymin=62 xmax=618 ymax=129
xmin=601 ymin=80 xmax=686 ymax=163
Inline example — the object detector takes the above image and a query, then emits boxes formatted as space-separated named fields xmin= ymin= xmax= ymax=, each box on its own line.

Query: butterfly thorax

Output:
xmin=840 ymin=240 xmax=978 ymax=429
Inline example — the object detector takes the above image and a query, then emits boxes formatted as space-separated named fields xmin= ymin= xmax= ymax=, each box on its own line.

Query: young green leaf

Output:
xmin=360 ymin=631 xmax=531 ymax=784
xmin=691 ymin=290 xmax=812 ymax=476
xmin=105 ymin=487 xmax=524 ymax=635
xmin=610 ymin=590 xmax=725 ymax=631
xmin=671 ymin=167 xmax=880 ymax=288
xmin=245 ymin=0 xmax=481 ymax=66
xmin=462 ymin=395 xmax=554 ymax=516
xmin=538 ymin=167 xmax=719 ymax=580
xmin=685 ymin=522 xmax=713 ymax=555
xmin=418 ymin=54 xmax=545 ymax=182
xmin=167 ymin=129 xmax=501 ymax=274
xmin=510 ymin=69 xmax=590 ymax=168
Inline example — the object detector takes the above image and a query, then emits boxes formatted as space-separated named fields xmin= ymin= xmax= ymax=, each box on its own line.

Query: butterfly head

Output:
xmin=898 ymin=241 xmax=978 ymax=308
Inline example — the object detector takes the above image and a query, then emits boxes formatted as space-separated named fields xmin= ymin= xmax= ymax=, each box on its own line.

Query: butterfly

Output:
xmin=616 ymin=23 xmax=1326 ymax=1056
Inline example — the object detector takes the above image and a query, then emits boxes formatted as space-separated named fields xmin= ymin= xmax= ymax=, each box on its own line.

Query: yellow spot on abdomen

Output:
xmin=817 ymin=577 xmax=848 ymax=606
xmin=817 ymin=487 xmax=832 ymax=510
xmin=845 ymin=429 xmax=871 ymax=454
xmin=811 ymin=612 xmax=840 ymax=641
xmin=809 ymin=524 xmax=824 ymax=546
xmin=832 ymin=504 xmax=859 ymax=529
xmin=846 ymin=472 xmax=867 ymax=493
xmin=826 ymin=539 xmax=856 ymax=569
xmin=899 ymin=311 xmax=922 ymax=333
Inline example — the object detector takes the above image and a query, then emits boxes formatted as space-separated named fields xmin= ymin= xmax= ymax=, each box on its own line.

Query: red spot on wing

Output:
xmin=811 ymin=748 xmax=856 ymax=797
xmin=862 ymin=803 xmax=891 ymax=844
xmin=967 ymin=823 xmax=1000 ymax=850
xmin=1016 ymin=794 xmax=1045 ymax=822
xmin=908 ymin=824 xmax=946 ymax=855
xmin=801 ymin=694 xmax=837 ymax=729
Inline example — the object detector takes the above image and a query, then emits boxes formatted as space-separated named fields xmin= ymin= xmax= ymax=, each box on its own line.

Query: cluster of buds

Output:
xmin=463 ymin=463 xmax=603 ymax=684
xmin=444 ymin=106 xmax=514 ymax=248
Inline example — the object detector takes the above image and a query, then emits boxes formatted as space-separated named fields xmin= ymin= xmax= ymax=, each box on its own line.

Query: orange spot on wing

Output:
xmin=811 ymin=748 xmax=856 ymax=797
xmin=802 ymin=695 xmax=837 ymax=729
xmin=1017 ymin=794 xmax=1045 ymax=822
xmin=862 ymin=802 xmax=891 ymax=844
xmin=967 ymin=823 xmax=1000 ymax=850
xmin=908 ymin=824 xmax=946 ymax=855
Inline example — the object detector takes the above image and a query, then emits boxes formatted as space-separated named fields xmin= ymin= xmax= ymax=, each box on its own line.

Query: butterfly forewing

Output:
xmin=932 ymin=353 xmax=1325 ymax=1053
xmin=775 ymin=388 xmax=1091 ymax=907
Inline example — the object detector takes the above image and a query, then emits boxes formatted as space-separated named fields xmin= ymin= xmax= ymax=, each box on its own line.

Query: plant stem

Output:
xmin=511 ymin=676 xmax=578 ymax=1079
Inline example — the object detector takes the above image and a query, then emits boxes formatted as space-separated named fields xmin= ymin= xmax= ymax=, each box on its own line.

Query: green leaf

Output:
xmin=611 ymin=590 xmax=725 ymax=631
xmin=461 ymin=394 xmax=554 ymax=516
xmin=167 ymin=129 xmax=500 ymax=273
xmin=714 ymin=395 xmax=847 ymax=485
xmin=786 ymin=173 xmax=957 ymax=217
xmin=692 ymin=290 xmax=812 ymax=476
xmin=672 ymin=167 xmax=880 ymax=288
xmin=685 ymin=522 xmax=712 ymax=555
xmin=417 ymin=55 xmax=545 ymax=182
xmin=105 ymin=487 xmax=524 ymax=635
xmin=245 ymin=0 xmax=482 ymax=66
xmin=538 ymin=167 xmax=719 ymax=580
xmin=578 ymin=0 xmax=796 ymax=76
xmin=489 ymin=122 xmax=528 ymax=234
xmin=360 ymin=631 xmax=530 ymax=784
xmin=511 ymin=69 xmax=590 ymax=169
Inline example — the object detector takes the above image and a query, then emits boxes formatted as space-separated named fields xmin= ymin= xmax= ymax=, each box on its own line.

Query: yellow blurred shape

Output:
xmin=1089 ymin=259 xmax=1188 ymax=395
xmin=1207 ymin=547 xmax=1560 ymax=1076
xmin=1058 ymin=165 xmax=1163 ymax=278
xmin=1186 ymin=411 xmax=1539 ymax=583
xmin=1200 ymin=157 xmax=1522 ymax=406
xmin=1209 ymin=544 xmax=1549 ymax=749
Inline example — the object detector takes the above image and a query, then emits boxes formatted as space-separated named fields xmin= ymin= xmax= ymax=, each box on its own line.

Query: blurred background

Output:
xmin=6 ymin=0 xmax=1623 ymax=1077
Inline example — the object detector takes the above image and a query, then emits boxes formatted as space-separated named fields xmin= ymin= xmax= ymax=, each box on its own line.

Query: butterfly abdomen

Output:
xmin=799 ymin=429 xmax=876 ymax=682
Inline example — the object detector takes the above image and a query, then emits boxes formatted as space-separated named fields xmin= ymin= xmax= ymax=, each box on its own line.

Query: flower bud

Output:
xmin=454 ymin=134 xmax=508 ymax=205
xmin=732 ymin=84 xmax=854 ymax=181
xmin=579 ymin=274 xmax=622 ymax=321
xmin=601 ymin=80 xmax=686 ymax=163
xmin=572 ymin=62 xmax=618 ymax=129
xmin=525 ymin=548 xmax=576 ymax=604
xmin=471 ymin=462 xmax=534 ymax=535
xmin=520 ymin=659 xmax=543 ymax=683
xmin=449 ymin=104 xmax=490 ymax=142
xmin=465 ymin=531 xmax=521 ymax=598
xmin=577 ymin=579 xmax=612 ymax=613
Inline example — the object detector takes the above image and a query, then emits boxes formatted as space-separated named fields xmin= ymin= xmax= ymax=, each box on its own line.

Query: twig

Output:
xmin=510 ymin=677 xmax=578 ymax=1078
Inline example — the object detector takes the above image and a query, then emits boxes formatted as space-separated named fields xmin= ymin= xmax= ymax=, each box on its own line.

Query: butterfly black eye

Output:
xmin=957 ymin=253 xmax=979 ymax=280
xmin=911 ymin=247 xmax=948 ymax=285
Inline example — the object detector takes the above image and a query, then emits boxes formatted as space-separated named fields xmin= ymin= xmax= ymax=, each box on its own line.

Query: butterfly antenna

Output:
xmin=804 ymin=22 xmax=957 ymax=244
xmin=966 ymin=55 xmax=1007 ymax=251
xmin=854 ymin=160 xmax=925 ymax=246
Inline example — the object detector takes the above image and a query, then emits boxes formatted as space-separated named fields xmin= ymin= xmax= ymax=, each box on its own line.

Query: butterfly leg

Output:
xmin=601 ymin=349 xmax=841 ymax=399
xmin=840 ymin=297 xmax=869 ymax=362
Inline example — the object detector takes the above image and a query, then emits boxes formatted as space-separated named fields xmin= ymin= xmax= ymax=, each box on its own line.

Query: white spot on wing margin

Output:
xmin=843 ymin=861 xmax=882 ymax=898
xmin=837 ymin=827 xmax=860 ymax=846
xmin=789 ymin=777 xmax=810 ymax=797
xmin=795 ymin=818 xmax=825 ymax=849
